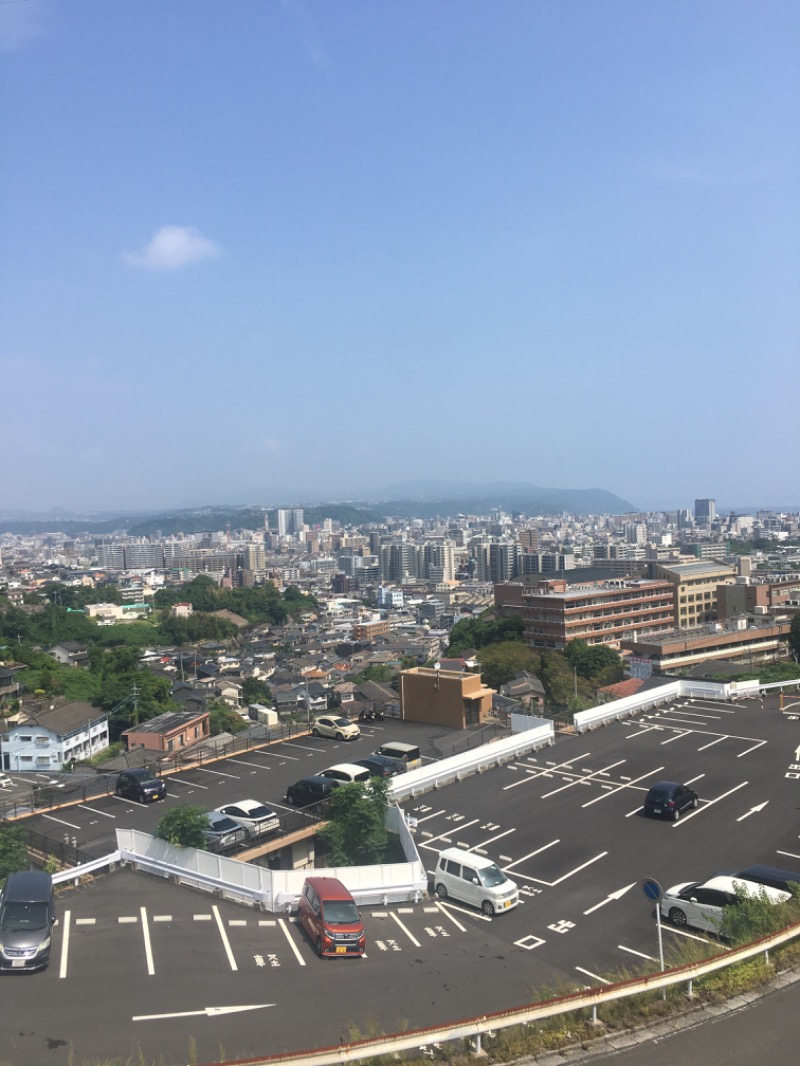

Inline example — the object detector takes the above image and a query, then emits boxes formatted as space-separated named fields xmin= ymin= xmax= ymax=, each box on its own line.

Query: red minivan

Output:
xmin=298 ymin=876 xmax=365 ymax=958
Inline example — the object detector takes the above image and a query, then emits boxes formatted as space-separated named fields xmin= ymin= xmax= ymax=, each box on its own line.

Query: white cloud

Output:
xmin=124 ymin=225 xmax=221 ymax=271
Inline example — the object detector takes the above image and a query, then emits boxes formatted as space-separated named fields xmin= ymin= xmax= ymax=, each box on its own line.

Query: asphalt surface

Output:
xmin=2 ymin=692 xmax=800 ymax=1065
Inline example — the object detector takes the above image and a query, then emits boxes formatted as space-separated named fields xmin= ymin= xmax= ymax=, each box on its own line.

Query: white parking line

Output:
xmin=575 ymin=966 xmax=611 ymax=984
xmin=389 ymin=911 xmax=421 ymax=946
xmin=435 ymin=902 xmax=468 ymax=931
xmin=169 ymin=777 xmax=210 ymax=790
xmin=419 ymin=819 xmax=480 ymax=849
xmin=141 ymin=907 xmax=155 ymax=976
xmin=503 ymin=753 xmax=593 ymax=791
xmin=78 ymin=805 xmax=116 ymax=818
xmin=119 ymin=916 xmax=138 ymax=924
xmin=738 ymin=740 xmax=767 ymax=757
xmin=673 ymin=780 xmax=749 ymax=827
xmin=415 ymin=809 xmax=447 ymax=824
xmin=581 ymin=767 xmax=664 ymax=809
xmin=662 ymin=925 xmax=710 ymax=943
xmin=194 ymin=914 xmax=212 ymax=921
xmin=253 ymin=750 xmax=300 ymax=761
xmin=540 ymin=760 xmax=626 ymax=799
xmin=75 ymin=918 xmax=95 ymax=925
xmin=59 ymin=910 xmax=71 ymax=979
xmin=618 ymin=945 xmax=656 ymax=961
xmin=197 ymin=767 xmax=240 ymax=779
xmin=660 ymin=731 xmax=690 ymax=746
xmin=228 ymin=759 xmax=271 ymax=771
xmin=503 ymin=840 xmax=560 ymax=871
xmin=278 ymin=917 xmax=306 ymax=965
xmin=697 ymin=736 xmax=726 ymax=751
xmin=42 ymin=813 xmax=82 ymax=829
xmin=212 ymin=905 xmax=238 ymax=971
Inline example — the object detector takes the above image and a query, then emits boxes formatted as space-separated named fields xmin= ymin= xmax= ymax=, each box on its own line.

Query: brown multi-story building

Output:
xmin=399 ymin=667 xmax=494 ymax=728
xmin=352 ymin=619 xmax=393 ymax=641
xmin=497 ymin=577 xmax=675 ymax=651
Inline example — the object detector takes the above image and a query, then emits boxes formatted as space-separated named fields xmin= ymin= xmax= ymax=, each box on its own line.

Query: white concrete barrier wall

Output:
xmin=388 ymin=720 xmax=554 ymax=802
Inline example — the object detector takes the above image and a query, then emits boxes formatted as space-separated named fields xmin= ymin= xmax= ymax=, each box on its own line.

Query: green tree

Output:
xmin=790 ymin=614 xmax=800 ymax=662
xmin=154 ymin=805 xmax=209 ymax=850
xmin=207 ymin=700 xmax=248 ymax=736
xmin=241 ymin=677 xmax=273 ymax=706
xmin=447 ymin=614 xmax=525 ymax=656
xmin=477 ymin=642 xmax=540 ymax=690
xmin=317 ymin=778 xmax=389 ymax=865
xmin=0 ymin=824 xmax=30 ymax=887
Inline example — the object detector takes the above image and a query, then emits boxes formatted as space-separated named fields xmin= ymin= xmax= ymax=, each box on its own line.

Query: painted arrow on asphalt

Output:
xmin=583 ymin=883 xmax=637 ymax=915
xmin=133 ymin=1004 xmax=275 ymax=1022
xmin=737 ymin=801 xmax=769 ymax=823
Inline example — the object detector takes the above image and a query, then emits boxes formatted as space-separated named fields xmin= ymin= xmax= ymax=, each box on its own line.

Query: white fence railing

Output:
xmin=114 ymin=804 xmax=428 ymax=913
xmin=387 ymin=719 xmax=554 ymax=802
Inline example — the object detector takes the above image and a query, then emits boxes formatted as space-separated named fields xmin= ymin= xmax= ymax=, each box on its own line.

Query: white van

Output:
xmin=433 ymin=847 xmax=519 ymax=916
xmin=0 ymin=773 xmax=12 ymax=789
xmin=319 ymin=763 xmax=372 ymax=784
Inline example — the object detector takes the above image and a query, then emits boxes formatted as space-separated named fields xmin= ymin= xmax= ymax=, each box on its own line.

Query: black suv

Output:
xmin=116 ymin=768 xmax=166 ymax=803
xmin=643 ymin=780 xmax=698 ymax=820
xmin=285 ymin=775 xmax=336 ymax=807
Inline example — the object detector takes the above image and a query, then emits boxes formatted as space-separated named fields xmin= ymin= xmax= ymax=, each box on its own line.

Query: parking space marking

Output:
xmin=697 ymin=736 xmax=726 ymax=751
xmin=228 ymin=759 xmax=271 ymax=771
xmin=251 ymin=749 xmax=300 ymax=761
xmin=619 ymin=945 xmax=656 ymax=961
xmin=119 ymin=916 xmax=138 ymax=924
xmin=434 ymin=901 xmax=468 ymax=931
xmin=576 ymin=966 xmax=611 ymax=984
xmin=75 ymin=918 xmax=95 ymax=925
xmin=282 ymin=743 xmax=319 ymax=754
xmin=738 ymin=740 xmax=767 ymax=757
xmin=389 ymin=911 xmax=421 ymax=946
xmin=511 ymin=850 xmax=608 ymax=887
xmin=42 ymin=813 xmax=82 ymax=829
xmin=141 ymin=907 xmax=155 ymax=976
xmin=672 ymin=780 xmax=749 ymax=827
xmin=514 ymin=934 xmax=546 ymax=950
xmin=503 ymin=752 xmax=593 ymax=792
xmin=435 ymin=898 xmax=491 ymax=922
xmin=277 ymin=917 xmax=306 ymax=965
xmin=78 ymin=805 xmax=116 ymax=818
xmin=153 ymin=915 xmax=171 ymax=922
xmin=503 ymin=839 xmax=560 ymax=873
xmin=194 ymin=914 xmax=212 ymax=921
xmin=229 ymin=919 xmax=247 ymax=926
xmin=540 ymin=760 xmax=626 ymax=799
xmin=581 ymin=766 xmax=664 ymax=809
xmin=258 ymin=920 xmax=277 ymax=927
xmin=414 ymin=809 xmax=447 ymax=824
xmin=777 ymin=850 xmax=800 ymax=862
xmin=660 ymin=730 xmax=690 ymax=746
xmin=170 ymin=777 xmax=210 ymax=790
xmin=197 ymin=767 xmax=241 ymax=779
xmin=212 ymin=905 xmax=238 ymax=971
xmin=419 ymin=819 xmax=479 ymax=849
xmin=663 ymin=926 xmax=710 ymax=943
xmin=59 ymin=909 xmax=71 ymax=979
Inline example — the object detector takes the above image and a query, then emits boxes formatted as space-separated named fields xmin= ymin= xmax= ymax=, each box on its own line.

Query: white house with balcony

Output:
xmin=0 ymin=701 xmax=110 ymax=773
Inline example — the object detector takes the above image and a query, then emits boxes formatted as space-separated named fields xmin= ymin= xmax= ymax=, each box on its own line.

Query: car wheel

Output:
xmin=316 ymin=936 xmax=324 ymax=957
xmin=691 ymin=796 xmax=698 ymax=809
xmin=335 ymin=732 xmax=344 ymax=741
xmin=435 ymin=883 xmax=448 ymax=900
xmin=672 ymin=807 xmax=681 ymax=821
xmin=481 ymin=900 xmax=495 ymax=917
xmin=138 ymin=791 xmax=146 ymax=803
xmin=669 ymin=907 xmax=688 ymax=927
xmin=311 ymin=728 xmax=320 ymax=737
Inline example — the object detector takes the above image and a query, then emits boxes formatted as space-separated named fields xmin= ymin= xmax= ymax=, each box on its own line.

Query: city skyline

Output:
xmin=3 ymin=2 xmax=798 ymax=514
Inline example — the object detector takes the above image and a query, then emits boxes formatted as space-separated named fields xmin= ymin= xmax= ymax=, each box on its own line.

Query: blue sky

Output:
xmin=2 ymin=1 xmax=798 ymax=515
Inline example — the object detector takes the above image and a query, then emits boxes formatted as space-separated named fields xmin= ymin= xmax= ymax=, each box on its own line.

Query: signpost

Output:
xmin=642 ymin=878 xmax=665 ymax=985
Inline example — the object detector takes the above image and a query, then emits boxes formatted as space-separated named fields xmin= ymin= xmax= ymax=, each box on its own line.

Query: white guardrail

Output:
xmin=217 ymin=918 xmax=800 ymax=1065
xmin=572 ymin=677 xmax=763 ymax=733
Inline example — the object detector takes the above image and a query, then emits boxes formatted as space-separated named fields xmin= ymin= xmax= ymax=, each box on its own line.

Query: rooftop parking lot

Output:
xmin=3 ymin=692 xmax=800 ymax=1065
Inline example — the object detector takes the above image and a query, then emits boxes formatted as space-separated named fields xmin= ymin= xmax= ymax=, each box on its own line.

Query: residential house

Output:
xmin=49 ymin=641 xmax=89 ymax=667
xmin=121 ymin=709 xmax=210 ymax=754
xmin=1 ymin=700 xmax=109 ymax=772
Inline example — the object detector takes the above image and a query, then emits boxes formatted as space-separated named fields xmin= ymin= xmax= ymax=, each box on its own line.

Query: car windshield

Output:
xmin=0 ymin=902 xmax=49 ymax=931
xmin=208 ymin=815 xmax=239 ymax=832
xmin=478 ymin=864 xmax=507 ymax=888
xmin=323 ymin=900 xmax=359 ymax=924
xmin=648 ymin=789 xmax=671 ymax=803
xmin=137 ymin=773 xmax=158 ymax=785
xmin=334 ymin=718 xmax=350 ymax=727
xmin=246 ymin=805 xmax=273 ymax=819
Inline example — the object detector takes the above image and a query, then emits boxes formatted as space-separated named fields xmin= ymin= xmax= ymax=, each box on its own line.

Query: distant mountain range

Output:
xmin=0 ymin=482 xmax=638 ymax=536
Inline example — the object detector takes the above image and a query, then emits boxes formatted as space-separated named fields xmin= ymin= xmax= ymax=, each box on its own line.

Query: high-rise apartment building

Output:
xmin=694 ymin=499 xmax=716 ymax=524
xmin=277 ymin=508 xmax=304 ymax=537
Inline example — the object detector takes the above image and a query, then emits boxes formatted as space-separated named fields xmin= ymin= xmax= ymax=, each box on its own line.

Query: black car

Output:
xmin=353 ymin=754 xmax=405 ymax=778
xmin=115 ymin=768 xmax=167 ymax=803
xmin=643 ymin=780 xmax=698 ymax=820
xmin=285 ymin=775 xmax=336 ymax=807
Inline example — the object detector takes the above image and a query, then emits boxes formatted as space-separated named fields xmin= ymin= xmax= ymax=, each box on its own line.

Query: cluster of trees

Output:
xmin=446 ymin=612 xmax=623 ymax=708
xmin=0 ymin=825 xmax=29 ymax=888
xmin=153 ymin=575 xmax=317 ymax=626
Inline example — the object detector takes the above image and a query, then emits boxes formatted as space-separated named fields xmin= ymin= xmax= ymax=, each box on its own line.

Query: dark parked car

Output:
xmin=285 ymin=775 xmax=336 ymax=807
xmin=643 ymin=780 xmax=698 ymax=821
xmin=353 ymin=754 xmax=405 ymax=778
xmin=115 ymin=768 xmax=166 ymax=803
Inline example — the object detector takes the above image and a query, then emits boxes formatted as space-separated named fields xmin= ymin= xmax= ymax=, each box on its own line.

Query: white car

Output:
xmin=310 ymin=715 xmax=360 ymax=741
xmin=660 ymin=875 xmax=790 ymax=935
xmin=215 ymin=799 xmax=280 ymax=839
xmin=318 ymin=763 xmax=372 ymax=784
